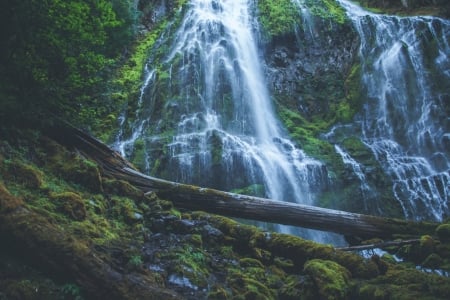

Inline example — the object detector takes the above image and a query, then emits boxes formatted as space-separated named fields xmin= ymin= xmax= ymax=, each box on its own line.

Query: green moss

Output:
xmin=279 ymin=274 xmax=315 ymax=300
xmin=51 ymin=192 xmax=87 ymax=221
xmin=103 ymin=179 xmax=144 ymax=201
xmin=0 ymin=182 xmax=24 ymax=212
xmin=340 ymin=63 xmax=363 ymax=123
xmin=110 ymin=196 xmax=144 ymax=225
xmin=422 ymin=253 xmax=444 ymax=269
xmin=304 ymin=0 xmax=347 ymax=24
xmin=358 ymin=264 xmax=450 ymax=299
xmin=128 ymin=138 xmax=147 ymax=171
xmin=207 ymin=286 xmax=229 ymax=299
xmin=257 ymin=0 xmax=299 ymax=37
xmin=257 ymin=0 xmax=347 ymax=38
xmin=239 ymin=257 xmax=265 ymax=269
xmin=395 ymin=235 xmax=437 ymax=264
xmin=356 ymin=0 xmax=449 ymax=18
xmin=274 ymin=256 xmax=295 ymax=270
xmin=304 ymin=259 xmax=351 ymax=300
xmin=265 ymin=232 xmax=335 ymax=267
xmin=227 ymin=268 xmax=277 ymax=299
xmin=127 ymin=254 xmax=143 ymax=269
xmin=436 ymin=224 xmax=450 ymax=242
xmin=230 ymin=184 xmax=266 ymax=197
xmin=113 ymin=19 xmax=169 ymax=100
xmin=168 ymin=245 xmax=210 ymax=288
xmin=43 ymin=140 xmax=103 ymax=193
xmin=5 ymin=160 xmax=44 ymax=189
xmin=210 ymin=130 xmax=223 ymax=165
xmin=276 ymin=105 xmax=340 ymax=164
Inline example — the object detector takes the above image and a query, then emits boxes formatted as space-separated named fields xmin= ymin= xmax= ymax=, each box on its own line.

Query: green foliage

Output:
xmin=257 ymin=0 xmax=299 ymax=37
xmin=304 ymin=0 xmax=347 ymax=24
xmin=356 ymin=0 xmax=449 ymax=17
xmin=339 ymin=63 xmax=362 ymax=122
xmin=257 ymin=0 xmax=347 ymax=38
xmin=0 ymin=0 xmax=138 ymax=126
xmin=128 ymin=255 xmax=143 ymax=268
xmin=304 ymin=259 xmax=351 ymax=300
xmin=276 ymin=105 xmax=341 ymax=165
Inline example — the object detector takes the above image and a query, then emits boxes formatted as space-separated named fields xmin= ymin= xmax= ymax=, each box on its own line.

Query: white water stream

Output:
xmin=116 ymin=0 xmax=339 ymax=243
xmin=337 ymin=0 xmax=450 ymax=221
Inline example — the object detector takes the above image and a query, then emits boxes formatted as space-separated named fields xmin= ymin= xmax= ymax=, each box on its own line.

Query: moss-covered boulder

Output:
xmin=51 ymin=192 xmax=87 ymax=221
xmin=436 ymin=224 xmax=450 ymax=242
xmin=5 ymin=161 xmax=44 ymax=189
xmin=304 ymin=259 xmax=351 ymax=300
xmin=0 ymin=182 xmax=24 ymax=213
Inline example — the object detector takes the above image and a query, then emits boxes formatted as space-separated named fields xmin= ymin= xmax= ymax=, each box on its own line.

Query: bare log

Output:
xmin=49 ymin=124 xmax=439 ymax=240
xmin=337 ymin=239 xmax=421 ymax=252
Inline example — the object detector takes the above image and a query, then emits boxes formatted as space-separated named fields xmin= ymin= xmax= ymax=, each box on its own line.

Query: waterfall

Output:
xmin=291 ymin=0 xmax=317 ymax=39
xmin=334 ymin=144 xmax=380 ymax=213
xmin=115 ymin=67 xmax=156 ymax=159
xmin=336 ymin=0 xmax=450 ymax=221
xmin=115 ymin=0 xmax=340 ymax=243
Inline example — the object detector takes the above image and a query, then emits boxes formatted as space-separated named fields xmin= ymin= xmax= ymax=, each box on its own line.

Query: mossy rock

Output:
xmin=304 ymin=259 xmax=351 ymax=300
xmin=436 ymin=224 xmax=450 ymax=242
xmin=103 ymin=179 xmax=144 ymax=201
xmin=362 ymin=265 xmax=450 ymax=299
xmin=0 ymin=182 xmax=24 ymax=212
xmin=51 ymin=192 xmax=86 ymax=221
xmin=227 ymin=271 xmax=276 ymax=300
xmin=6 ymin=161 xmax=44 ymax=189
xmin=396 ymin=235 xmax=436 ymax=264
xmin=279 ymin=274 xmax=316 ymax=300
xmin=422 ymin=253 xmax=443 ymax=269
xmin=110 ymin=196 xmax=144 ymax=225
xmin=43 ymin=139 xmax=102 ymax=193
xmin=207 ymin=286 xmax=230 ymax=299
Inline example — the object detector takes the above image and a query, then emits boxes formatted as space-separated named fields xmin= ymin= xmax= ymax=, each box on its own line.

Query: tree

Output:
xmin=0 ymin=0 xmax=138 ymax=125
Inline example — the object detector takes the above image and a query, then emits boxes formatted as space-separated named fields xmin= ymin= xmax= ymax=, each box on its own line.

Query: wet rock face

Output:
xmin=362 ymin=0 xmax=447 ymax=9
xmin=264 ymin=19 xmax=359 ymax=117
xmin=358 ymin=0 xmax=450 ymax=17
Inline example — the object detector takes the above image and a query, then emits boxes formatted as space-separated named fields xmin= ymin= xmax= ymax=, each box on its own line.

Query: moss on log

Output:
xmin=48 ymin=123 xmax=438 ymax=240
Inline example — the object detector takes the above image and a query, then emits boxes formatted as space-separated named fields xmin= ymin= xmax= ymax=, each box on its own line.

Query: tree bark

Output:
xmin=337 ymin=239 xmax=421 ymax=252
xmin=49 ymin=124 xmax=439 ymax=240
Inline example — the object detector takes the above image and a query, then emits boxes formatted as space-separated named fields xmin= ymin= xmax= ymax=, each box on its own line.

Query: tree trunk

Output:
xmin=49 ymin=124 xmax=439 ymax=240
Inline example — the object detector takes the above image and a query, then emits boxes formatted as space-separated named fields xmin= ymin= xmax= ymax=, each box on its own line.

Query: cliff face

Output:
xmin=259 ymin=4 xmax=400 ymax=216
xmin=358 ymin=0 xmax=450 ymax=17
xmin=265 ymin=20 xmax=357 ymax=117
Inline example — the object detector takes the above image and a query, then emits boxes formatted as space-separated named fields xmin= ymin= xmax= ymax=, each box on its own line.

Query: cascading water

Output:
xmin=336 ymin=0 xmax=450 ymax=221
xmin=334 ymin=144 xmax=378 ymax=213
xmin=115 ymin=0 xmax=339 ymax=243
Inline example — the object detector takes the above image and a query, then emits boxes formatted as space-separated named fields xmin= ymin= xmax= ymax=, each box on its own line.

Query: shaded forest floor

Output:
xmin=1 ymin=127 xmax=450 ymax=299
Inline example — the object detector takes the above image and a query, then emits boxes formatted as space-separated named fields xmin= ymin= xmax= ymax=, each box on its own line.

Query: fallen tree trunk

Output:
xmin=337 ymin=239 xmax=421 ymax=252
xmin=49 ymin=124 xmax=439 ymax=240
xmin=116 ymin=167 xmax=437 ymax=239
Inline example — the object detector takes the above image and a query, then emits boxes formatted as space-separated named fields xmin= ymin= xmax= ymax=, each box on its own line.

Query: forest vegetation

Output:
xmin=1 ymin=0 xmax=450 ymax=299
